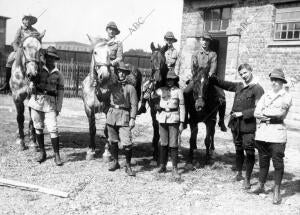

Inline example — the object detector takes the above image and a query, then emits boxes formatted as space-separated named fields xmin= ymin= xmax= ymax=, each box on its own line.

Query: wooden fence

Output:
xmin=0 ymin=54 xmax=151 ymax=98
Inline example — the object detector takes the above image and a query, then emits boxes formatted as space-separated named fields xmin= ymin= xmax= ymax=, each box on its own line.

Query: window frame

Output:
xmin=204 ymin=7 xmax=232 ymax=33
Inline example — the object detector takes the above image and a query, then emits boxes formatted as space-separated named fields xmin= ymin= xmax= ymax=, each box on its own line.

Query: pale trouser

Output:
xmin=31 ymin=109 xmax=58 ymax=138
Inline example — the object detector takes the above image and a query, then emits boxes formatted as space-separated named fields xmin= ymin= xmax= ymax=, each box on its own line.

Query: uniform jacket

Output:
xmin=107 ymin=37 xmax=123 ymax=66
xmin=28 ymin=65 xmax=64 ymax=112
xmin=12 ymin=26 xmax=39 ymax=51
xmin=106 ymin=81 xmax=138 ymax=127
xmin=211 ymin=76 xmax=264 ymax=133
xmin=254 ymin=89 xmax=292 ymax=143
xmin=191 ymin=46 xmax=225 ymax=98
xmin=165 ymin=45 xmax=178 ymax=69
xmin=156 ymin=86 xmax=185 ymax=124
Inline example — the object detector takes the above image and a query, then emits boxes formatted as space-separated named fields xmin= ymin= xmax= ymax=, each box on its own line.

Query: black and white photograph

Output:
xmin=0 ymin=0 xmax=299 ymax=214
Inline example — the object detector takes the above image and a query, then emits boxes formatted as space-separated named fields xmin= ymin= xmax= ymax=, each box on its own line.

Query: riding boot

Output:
xmin=273 ymin=169 xmax=283 ymax=204
xmin=234 ymin=149 xmax=244 ymax=181
xmin=244 ymin=152 xmax=255 ymax=189
xmin=252 ymin=182 xmax=265 ymax=195
xmin=137 ymin=99 xmax=147 ymax=115
xmin=171 ymin=147 xmax=180 ymax=180
xmin=124 ymin=146 xmax=135 ymax=177
xmin=157 ymin=145 xmax=168 ymax=173
xmin=108 ymin=142 xmax=120 ymax=171
xmin=35 ymin=133 xmax=46 ymax=163
xmin=51 ymin=137 xmax=63 ymax=166
xmin=218 ymin=101 xmax=227 ymax=132
xmin=0 ymin=67 xmax=11 ymax=92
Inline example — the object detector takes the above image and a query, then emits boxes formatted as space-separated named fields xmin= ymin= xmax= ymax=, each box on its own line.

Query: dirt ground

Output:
xmin=0 ymin=94 xmax=299 ymax=215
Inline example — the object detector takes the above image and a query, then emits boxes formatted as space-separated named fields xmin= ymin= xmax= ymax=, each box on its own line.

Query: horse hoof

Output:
xmin=29 ymin=141 xmax=38 ymax=152
xmin=102 ymin=154 xmax=111 ymax=163
xmin=16 ymin=139 xmax=27 ymax=151
xmin=86 ymin=151 xmax=96 ymax=160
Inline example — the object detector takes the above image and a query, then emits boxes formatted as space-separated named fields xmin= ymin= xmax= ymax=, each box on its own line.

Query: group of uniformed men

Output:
xmin=1 ymin=15 xmax=292 ymax=205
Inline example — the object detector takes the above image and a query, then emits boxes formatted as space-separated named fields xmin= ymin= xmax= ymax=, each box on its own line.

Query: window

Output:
xmin=204 ymin=7 xmax=231 ymax=32
xmin=274 ymin=7 xmax=300 ymax=40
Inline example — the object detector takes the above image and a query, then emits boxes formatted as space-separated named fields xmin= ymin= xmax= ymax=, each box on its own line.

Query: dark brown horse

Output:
xmin=145 ymin=42 xmax=168 ymax=162
xmin=185 ymin=67 xmax=222 ymax=166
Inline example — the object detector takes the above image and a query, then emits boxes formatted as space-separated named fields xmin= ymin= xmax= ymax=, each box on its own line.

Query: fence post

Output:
xmin=75 ymin=63 xmax=80 ymax=97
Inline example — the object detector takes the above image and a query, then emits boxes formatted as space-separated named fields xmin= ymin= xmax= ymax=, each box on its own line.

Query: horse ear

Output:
xmin=157 ymin=44 xmax=161 ymax=49
xmin=87 ymin=34 xmax=96 ymax=46
xmin=150 ymin=42 xmax=155 ymax=52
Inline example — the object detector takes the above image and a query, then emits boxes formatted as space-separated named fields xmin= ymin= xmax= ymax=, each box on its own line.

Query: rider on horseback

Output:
xmin=137 ymin=31 xmax=178 ymax=115
xmin=106 ymin=21 xmax=123 ymax=68
xmin=0 ymin=15 xmax=45 ymax=92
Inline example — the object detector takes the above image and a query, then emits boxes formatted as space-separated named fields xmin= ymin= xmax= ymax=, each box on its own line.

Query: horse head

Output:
xmin=150 ymin=42 xmax=168 ymax=87
xmin=193 ymin=69 xmax=210 ymax=112
xmin=18 ymin=36 xmax=42 ymax=81
xmin=88 ymin=35 xmax=111 ymax=85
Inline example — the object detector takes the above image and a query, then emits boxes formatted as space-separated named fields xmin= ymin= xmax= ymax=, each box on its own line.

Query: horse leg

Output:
xmin=85 ymin=105 xmax=97 ymax=160
xmin=28 ymin=107 xmax=38 ymax=151
xmin=150 ymin=102 xmax=159 ymax=164
xmin=204 ymin=119 xmax=216 ymax=164
xmin=186 ymin=122 xmax=198 ymax=169
xmin=14 ymin=99 xmax=27 ymax=150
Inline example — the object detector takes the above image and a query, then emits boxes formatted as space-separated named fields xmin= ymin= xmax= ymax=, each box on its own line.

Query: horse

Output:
xmin=185 ymin=67 xmax=222 ymax=166
xmin=10 ymin=36 xmax=43 ymax=150
xmin=82 ymin=36 xmax=142 ymax=160
xmin=142 ymin=42 xmax=168 ymax=163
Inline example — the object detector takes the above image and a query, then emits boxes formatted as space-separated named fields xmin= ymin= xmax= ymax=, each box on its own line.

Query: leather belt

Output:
xmin=36 ymin=88 xmax=57 ymax=97
xmin=261 ymin=119 xmax=283 ymax=124
xmin=161 ymin=107 xmax=178 ymax=112
xmin=110 ymin=104 xmax=130 ymax=111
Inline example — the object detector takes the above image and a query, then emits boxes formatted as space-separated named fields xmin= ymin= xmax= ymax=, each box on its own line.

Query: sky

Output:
xmin=0 ymin=0 xmax=183 ymax=52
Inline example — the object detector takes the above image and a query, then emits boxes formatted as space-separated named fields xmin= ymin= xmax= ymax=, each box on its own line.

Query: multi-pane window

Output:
xmin=204 ymin=8 xmax=232 ymax=32
xmin=274 ymin=7 xmax=300 ymax=40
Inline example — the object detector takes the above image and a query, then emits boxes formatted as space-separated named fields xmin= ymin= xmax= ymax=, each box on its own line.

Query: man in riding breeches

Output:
xmin=28 ymin=46 xmax=64 ymax=166
xmin=106 ymin=62 xmax=138 ymax=176
xmin=183 ymin=32 xmax=227 ymax=132
xmin=0 ymin=15 xmax=45 ymax=92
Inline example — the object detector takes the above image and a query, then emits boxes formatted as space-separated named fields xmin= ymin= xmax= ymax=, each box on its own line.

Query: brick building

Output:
xmin=178 ymin=0 xmax=300 ymax=125
xmin=0 ymin=16 xmax=10 ymax=59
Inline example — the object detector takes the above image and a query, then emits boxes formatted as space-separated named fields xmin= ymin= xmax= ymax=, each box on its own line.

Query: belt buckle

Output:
xmin=115 ymin=105 xmax=120 ymax=109
xmin=165 ymin=108 xmax=170 ymax=112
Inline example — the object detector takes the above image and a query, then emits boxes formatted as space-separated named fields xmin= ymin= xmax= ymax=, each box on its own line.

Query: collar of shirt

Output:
xmin=43 ymin=65 xmax=59 ymax=74
xmin=107 ymin=37 xmax=119 ymax=45
xmin=267 ymin=88 xmax=286 ymax=99
xmin=199 ymin=46 xmax=209 ymax=55
xmin=242 ymin=76 xmax=258 ymax=88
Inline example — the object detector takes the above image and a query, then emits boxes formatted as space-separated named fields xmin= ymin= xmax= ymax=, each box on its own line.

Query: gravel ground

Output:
xmin=0 ymin=95 xmax=299 ymax=215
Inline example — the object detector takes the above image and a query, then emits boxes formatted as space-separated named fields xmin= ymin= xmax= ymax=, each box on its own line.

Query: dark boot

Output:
xmin=252 ymin=182 xmax=265 ymax=195
xmin=273 ymin=185 xmax=282 ymax=204
xmin=36 ymin=133 xmax=46 ymax=163
xmin=218 ymin=101 xmax=227 ymax=132
xmin=171 ymin=147 xmax=180 ymax=180
xmin=51 ymin=137 xmax=63 ymax=166
xmin=108 ymin=142 xmax=120 ymax=171
xmin=234 ymin=171 xmax=244 ymax=182
xmin=234 ymin=149 xmax=244 ymax=181
xmin=124 ymin=146 xmax=135 ymax=177
xmin=137 ymin=99 xmax=147 ymax=115
xmin=0 ymin=67 xmax=11 ymax=92
xmin=244 ymin=152 xmax=255 ymax=189
xmin=273 ymin=169 xmax=283 ymax=204
xmin=157 ymin=145 xmax=168 ymax=173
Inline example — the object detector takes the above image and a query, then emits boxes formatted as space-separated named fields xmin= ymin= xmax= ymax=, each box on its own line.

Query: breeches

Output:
xmin=107 ymin=124 xmax=132 ymax=146
xmin=231 ymin=130 xmax=255 ymax=152
xmin=159 ymin=123 xmax=179 ymax=148
xmin=31 ymin=109 xmax=58 ymax=137
xmin=255 ymin=140 xmax=286 ymax=170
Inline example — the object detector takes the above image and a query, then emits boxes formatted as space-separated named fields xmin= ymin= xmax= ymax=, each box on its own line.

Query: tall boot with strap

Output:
xmin=171 ymin=147 xmax=180 ymax=180
xmin=0 ymin=67 xmax=11 ymax=92
xmin=108 ymin=142 xmax=120 ymax=171
xmin=157 ymin=145 xmax=168 ymax=173
xmin=51 ymin=137 xmax=63 ymax=166
xmin=36 ymin=133 xmax=46 ymax=163
xmin=124 ymin=145 xmax=135 ymax=177
xmin=273 ymin=169 xmax=283 ymax=204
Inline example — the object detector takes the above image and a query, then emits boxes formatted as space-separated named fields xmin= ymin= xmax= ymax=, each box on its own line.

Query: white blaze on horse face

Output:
xmin=93 ymin=41 xmax=110 ymax=83
xmin=23 ymin=37 xmax=42 ymax=77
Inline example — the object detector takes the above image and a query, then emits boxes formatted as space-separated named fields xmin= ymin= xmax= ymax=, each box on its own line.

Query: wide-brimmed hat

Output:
xmin=269 ymin=68 xmax=287 ymax=83
xmin=106 ymin=21 xmax=120 ymax=35
xmin=45 ymin=46 xmax=60 ymax=60
xmin=22 ymin=15 xmax=37 ymax=25
xmin=164 ymin=31 xmax=177 ymax=42
xmin=166 ymin=70 xmax=179 ymax=81
xmin=198 ymin=32 xmax=213 ymax=41
xmin=117 ymin=62 xmax=131 ymax=74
